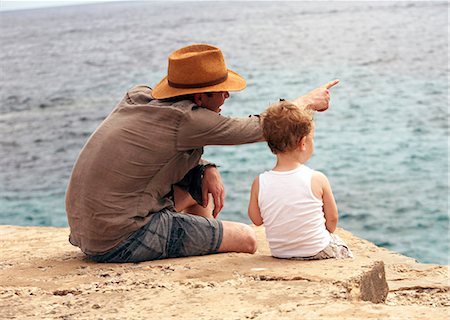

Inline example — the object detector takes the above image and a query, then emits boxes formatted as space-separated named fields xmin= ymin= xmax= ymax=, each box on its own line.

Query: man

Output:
xmin=66 ymin=44 xmax=338 ymax=262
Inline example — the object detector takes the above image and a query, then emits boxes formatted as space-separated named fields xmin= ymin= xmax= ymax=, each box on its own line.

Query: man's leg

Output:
xmin=218 ymin=221 xmax=257 ymax=254
xmin=174 ymin=186 xmax=257 ymax=254
xmin=173 ymin=185 xmax=214 ymax=218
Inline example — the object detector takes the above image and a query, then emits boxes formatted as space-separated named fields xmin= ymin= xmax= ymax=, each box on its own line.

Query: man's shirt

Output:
xmin=65 ymin=85 xmax=263 ymax=255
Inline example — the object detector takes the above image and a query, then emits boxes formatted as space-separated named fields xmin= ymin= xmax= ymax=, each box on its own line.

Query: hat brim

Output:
xmin=151 ymin=69 xmax=246 ymax=100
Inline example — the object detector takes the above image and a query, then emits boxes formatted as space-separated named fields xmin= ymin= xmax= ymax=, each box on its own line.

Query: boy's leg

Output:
xmin=289 ymin=234 xmax=352 ymax=260
xmin=329 ymin=233 xmax=353 ymax=259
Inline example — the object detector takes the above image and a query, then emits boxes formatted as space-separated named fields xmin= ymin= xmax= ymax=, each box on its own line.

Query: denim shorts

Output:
xmin=89 ymin=209 xmax=223 ymax=263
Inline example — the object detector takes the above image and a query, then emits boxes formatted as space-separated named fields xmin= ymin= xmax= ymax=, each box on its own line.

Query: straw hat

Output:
xmin=152 ymin=44 xmax=246 ymax=99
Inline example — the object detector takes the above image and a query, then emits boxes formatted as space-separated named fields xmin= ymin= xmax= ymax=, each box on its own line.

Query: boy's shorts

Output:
xmin=291 ymin=233 xmax=353 ymax=261
xmin=89 ymin=165 xmax=223 ymax=263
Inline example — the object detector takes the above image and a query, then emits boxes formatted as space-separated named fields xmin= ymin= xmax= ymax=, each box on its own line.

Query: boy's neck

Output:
xmin=273 ymin=150 xmax=308 ymax=172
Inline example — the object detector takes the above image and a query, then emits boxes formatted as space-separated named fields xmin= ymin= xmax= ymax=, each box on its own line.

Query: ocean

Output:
xmin=0 ymin=1 xmax=448 ymax=264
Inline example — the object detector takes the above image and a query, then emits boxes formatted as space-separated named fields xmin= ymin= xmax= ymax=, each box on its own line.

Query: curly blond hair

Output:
xmin=262 ymin=101 xmax=314 ymax=154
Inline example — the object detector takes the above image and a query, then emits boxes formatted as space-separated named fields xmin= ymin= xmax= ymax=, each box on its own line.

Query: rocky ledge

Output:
xmin=0 ymin=225 xmax=448 ymax=319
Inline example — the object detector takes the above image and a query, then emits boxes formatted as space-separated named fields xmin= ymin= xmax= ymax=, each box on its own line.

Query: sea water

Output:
xmin=0 ymin=1 xmax=448 ymax=264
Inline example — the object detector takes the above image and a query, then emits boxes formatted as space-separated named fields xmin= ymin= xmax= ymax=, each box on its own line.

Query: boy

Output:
xmin=248 ymin=100 xmax=352 ymax=260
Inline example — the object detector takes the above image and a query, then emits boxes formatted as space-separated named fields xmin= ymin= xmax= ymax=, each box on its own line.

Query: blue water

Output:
xmin=0 ymin=1 xmax=448 ymax=264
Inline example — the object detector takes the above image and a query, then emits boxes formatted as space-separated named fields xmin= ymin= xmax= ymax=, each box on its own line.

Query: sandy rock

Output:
xmin=0 ymin=225 xmax=448 ymax=319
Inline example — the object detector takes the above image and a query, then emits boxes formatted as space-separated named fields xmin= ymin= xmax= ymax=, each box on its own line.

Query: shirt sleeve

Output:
xmin=176 ymin=107 xmax=264 ymax=151
xmin=198 ymin=158 xmax=216 ymax=167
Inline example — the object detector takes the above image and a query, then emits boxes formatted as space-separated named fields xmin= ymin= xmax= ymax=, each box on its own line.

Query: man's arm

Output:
xmin=201 ymin=165 xmax=224 ymax=218
xmin=293 ymin=79 xmax=339 ymax=112
xmin=177 ymin=111 xmax=264 ymax=150
xmin=248 ymin=176 xmax=263 ymax=226
xmin=178 ymin=80 xmax=338 ymax=150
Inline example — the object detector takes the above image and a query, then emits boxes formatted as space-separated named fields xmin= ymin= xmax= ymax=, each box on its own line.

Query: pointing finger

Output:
xmin=322 ymin=79 xmax=340 ymax=89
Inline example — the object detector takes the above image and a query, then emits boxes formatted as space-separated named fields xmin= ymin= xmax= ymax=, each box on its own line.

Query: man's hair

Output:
xmin=262 ymin=101 xmax=314 ymax=154
xmin=158 ymin=92 xmax=214 ymax=103
xmin=159 ymin=93 xmax=196 ymax=103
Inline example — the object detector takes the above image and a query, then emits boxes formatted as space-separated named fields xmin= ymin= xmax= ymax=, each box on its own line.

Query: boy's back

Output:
xmin=258 ymin=165 xmax=330 ymax=258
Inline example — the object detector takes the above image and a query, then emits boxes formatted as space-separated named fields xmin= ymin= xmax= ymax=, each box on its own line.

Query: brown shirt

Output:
xmin=65 ymin=85 xmax=264 ymax=255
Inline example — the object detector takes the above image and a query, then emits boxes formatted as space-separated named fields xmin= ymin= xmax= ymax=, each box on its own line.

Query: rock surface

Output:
xmin=0 ymin=225 xmax=448 ymax=319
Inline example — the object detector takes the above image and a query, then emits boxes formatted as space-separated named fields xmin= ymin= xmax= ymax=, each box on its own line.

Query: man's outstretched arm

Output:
xmin=293 ymin=79 xmax=340 ymax=112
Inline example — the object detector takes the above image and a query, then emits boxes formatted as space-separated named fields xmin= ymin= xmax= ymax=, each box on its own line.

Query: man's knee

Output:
xmin=240 ymin=224 xmax=257 ymax=253
xmin=219 ymin=221 xmax=257 ymax=254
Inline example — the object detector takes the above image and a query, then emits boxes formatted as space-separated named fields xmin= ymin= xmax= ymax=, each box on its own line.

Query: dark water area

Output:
xmin=0 ymin=1 xmax=448 ymax=264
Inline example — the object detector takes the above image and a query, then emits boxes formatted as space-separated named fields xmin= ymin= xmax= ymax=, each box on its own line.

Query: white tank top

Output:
xmin=258 ymin=165 xmax=331 ymax=258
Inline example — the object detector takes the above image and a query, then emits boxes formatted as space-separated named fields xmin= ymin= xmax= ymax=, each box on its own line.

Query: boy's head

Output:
xmin=262 ymin=101 xmax=314 ymax=154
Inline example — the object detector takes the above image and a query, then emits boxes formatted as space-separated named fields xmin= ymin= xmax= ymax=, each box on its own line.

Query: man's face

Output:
xmin=199 ymin=91 xmax=230 ymax=113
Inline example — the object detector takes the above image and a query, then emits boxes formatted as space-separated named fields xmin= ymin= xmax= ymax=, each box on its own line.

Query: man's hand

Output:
xmin=202 ymin=166 xmax=225 ymax=218
xmin=294 ymin=79 xmax=339 ymax=112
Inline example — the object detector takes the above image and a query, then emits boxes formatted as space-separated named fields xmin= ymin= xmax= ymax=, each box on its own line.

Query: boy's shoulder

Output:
xmin=311 ymin=170 xmax=331 ymax=194
xmin=251 ymin=174 xmax=260 ymax=188
xmin=310 ymin=169 xmax=330 ymax=199
xmin=311 ymin=169 xmax=328 ymax=180
xmin=300 ymin=165 xmax=327 ymax=179
xmin=311 ymin=168 xmax=326 ymax=176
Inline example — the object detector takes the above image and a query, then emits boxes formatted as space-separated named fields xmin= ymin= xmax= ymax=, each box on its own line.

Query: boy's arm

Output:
xmin=312 ymin=171 xmax=338 ymax=233
xmin=248 ymin=176 xmax=263 ymax=226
